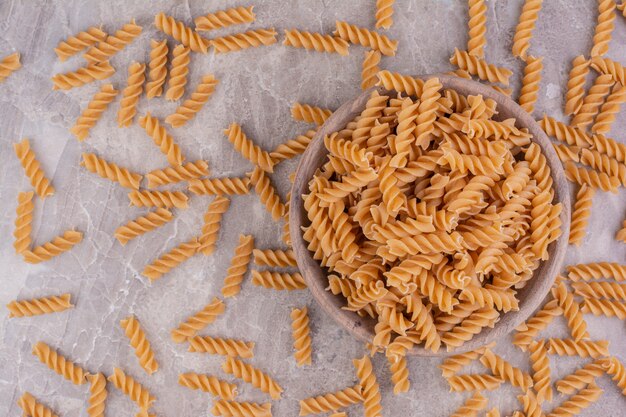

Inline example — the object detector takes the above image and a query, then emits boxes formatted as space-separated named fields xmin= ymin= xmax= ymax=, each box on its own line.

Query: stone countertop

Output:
xmin=0 ymin=0 xmax=624 ymax=416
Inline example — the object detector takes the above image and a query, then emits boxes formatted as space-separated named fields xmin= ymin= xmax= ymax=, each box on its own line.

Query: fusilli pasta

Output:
xmin=221 ymin=234 xmax=254 ymax=297
xmin=32 ymin=341 xmax=86 ymax=385
xmin=55 ymin=27 xmax=107 ymax=61
xmin=187 ymin=335 xmax=255 ymax=358
xmin=512 ymin=0 xmax=543 ymax=58
xmin=114 ymin=208 xmax=173 ymax=245
xmin=210 ymin=28 xmax=278 ymax=53
xmin=142 ymin=238 xmax=199 ymax=280
xmin=14 ymin=138 xmax=55 ymax=198
xmin=165 ymin=75 xmax=218 ymax=127
xmin=120 ymin=315 xmax=158 ymax=375
xmin=70 ymin=83 xmax=118 ymax=140
xmin=7 ymin=293 xmax=73 ymax=318
xmin=108 ymin=367 xmax=155 ymax=409
xmin=13 ymin=191 xmax=34 ymax=254
xmin=51 ymin=61 xmax=114 ymax=90
xmin=0 ymin=52 xmax=21 ymax=82
xmin=154 ymin=12 xmax=208 ymax=53
xmin=81 ymin=152 xmax=142 ymax=189
xmin=223 ymin=356 xmax=283 ymax=399
xmin=225 ymin=123 xmax=274 ymax=172
xmin=139 ymin=112 xmax=185 ymax=166
xmin=171 ymin=297 xmax=226 ymax=342
xmin=291 ymin=307 xmax=312 ymax=366
xmin=194 ymin=6 xmax=256 ymax=31
xmin=117 ymin=61 xmax=145 ymax=127
xmin=165 ymin=45 xmax=190 ymax=101
xmin=83 ymin=19 xmax=142 ymax=62
xmin=178 ymin=373 xmax=238 ymax=400
xmin=145 ymin=39 xmax=168 ymax=99
xmin=22 ymin=230 xmax=83 ymax=264
xmin=283 ymin=29 xmax=349 ymax=55
xmin=198 ymin=196 xmax=230 ymax=255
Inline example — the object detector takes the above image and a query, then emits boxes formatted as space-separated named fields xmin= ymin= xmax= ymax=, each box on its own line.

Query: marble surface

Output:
xmin=0 ymin=0 xmax=625 ymax=416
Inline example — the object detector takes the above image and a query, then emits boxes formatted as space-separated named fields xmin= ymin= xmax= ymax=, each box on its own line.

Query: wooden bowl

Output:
xmin=290 ymin=74 xmax=571 ymax=357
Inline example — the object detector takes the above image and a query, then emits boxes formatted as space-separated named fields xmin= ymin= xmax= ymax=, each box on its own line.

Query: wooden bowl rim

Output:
xmin=290 ymin=73 xmax=571 ymax=357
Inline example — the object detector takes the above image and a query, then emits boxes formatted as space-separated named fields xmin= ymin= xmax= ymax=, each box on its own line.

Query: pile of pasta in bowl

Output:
xmin=300 ymin=76 xmax=564 ymax=356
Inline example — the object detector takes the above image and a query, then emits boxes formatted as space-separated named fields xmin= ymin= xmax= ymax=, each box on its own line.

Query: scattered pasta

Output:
xmin=251 ymin=270 xmax=307 ymax=290
xmin=55 ymin=27 xmax=107 ymax=61
xmin=146 ymin=160 xmax=210 ymax=187
xmin=334 ymin=21 xmax=398 ymax=56
xmin=13 ymin=191 xmax=34 ymax=254
xmin=187 ymin=335 xmax=255 ymax=358
xmin=283 ymin=29 xmax=349 ymax=56
xmin=467 ymin=0 xmax=487 ymax=57
xmin=569 ymin=184 xmax=594 ymax=246
xmin=154 ymin=12 xmax=208 ymax=53
xmin=22 ymin=230 xmax=83 ymax=264
xmin=70 ymin=84 xmax=118 ymax=140
xmin=362 ymin=50 xmax=382 ymax=90
xmin=108 ymin=367 xmax=156 ymax=410
xmin=32 ymin=341 xmax=87 ymax=385
xmin=81 ymin=152 xmax=142 ymax=189
xmin=291 ymin=306 xmax=312 ymax=366
xmin=171 ymin=297 xmax=226 ymax=342
xmin=165 ymin=75 xmax=218 ymax=127
xmin=115 ymin=208 xmax=174 ymax=245
xmin=221 ymin=234 xmax=255 ymax=298
xmin=222 ymin=356 xmax=283 ymax=399
xmin=142 ymin=238 xmax=199 ymax=280
xmin=194 ymin=6 xmax=256 ymax=31
xmin=51 ymin=61 xmax=114 ymax=90
xmin=139 ymin=112 xmax=185 ymax=166
xmin=87 ymin=373 xmax=107 ymax=417
xmin=198 ymin=196 xmax=230 ymax=255
xmin=375 ymin=0 xmax=394 ymax=30
xmin=225 ymin=123 xmax=274 ymax=173
xmin=165 ymin=45 xmax=190 ymax=101
xmin=210 ymin=28 xmax=278 ymax=53
xmin=83 ymin=19 xmax=142 ymax=62
xmin=511 ymin=0 xmax=543 ymax=59
xmin=118 ymin=61 xmax=146 ymax=127
xmin=145 ymin=39 xmax=168 ymax=99
xmin=291 ymin=102 xmax=334 ymax=125
xmin=18 ymin=392 xmax=59 ymax=417
xmin=298 ymin=384 xmax=362 ymax=415
xmin=120 ymin=315 xmax=159 ymax=375
xmin=7 ymin=293 xmax=73 ymax=318
xmin=128 ymin=190 xmax=189 ymax=208
xmin=178 ymin=372 xmax=238 ymax=400
xmin=14 ymin=138 xmax=55 ymax=198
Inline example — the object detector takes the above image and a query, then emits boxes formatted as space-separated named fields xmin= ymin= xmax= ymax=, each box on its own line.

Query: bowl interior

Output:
xmin=290 ymin=74 xmax=571 ymax=356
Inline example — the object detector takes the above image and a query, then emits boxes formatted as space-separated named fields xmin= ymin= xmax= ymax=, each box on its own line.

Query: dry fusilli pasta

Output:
xmin=187 ymin=335 xmax=255 ymax=358
xmin=18 ymin=392 xmax=58 ymax=417
xmin=210 ymin=28 xmax=278 ymax=53
xmin=55 ymin=27 xmax=107 ymax=61
xmin=450 ymin=48 xmax=512 ymax=85
xmin=225 ymin=123 xmax=274 ymax=172
xmin=552 ymin=281 xmax=589 ymax=341
xmin=7 ymin=293 xmax=73 ymax=318
xmin=154 ymin=12 xmax=208 ymax=53
xmin=592 ymin=83 xmax=626 ymax=135
xmin=22 ymin=230 xmax=83 ymax=264
xmin=221 ymin=234 xmax=254 ymax=297
xmin=248 ymin=166 xmax=285 ymax=220
xmin=251 ymin=270 xmax=306 ymax=290
xmin=145 ymin=39 xmax=168 ymax=99
xmin=549 ymin=382 xmax=603 ymax=416
xmin=178 ymin=373 xmax=238 ymax=400
xmin=198 ymin=196 xmax=230 ymax=255
xmin=480 ymin=349 xmax=533 ymax=390
xmin=446 ymin=373 xmax=504 ymax=392
xmin=146 ymin=160 xmax=209 ymax=187
xmin=565 ymin=55 xmax=591 ymax=115
xmin=117 ymin=61 xmax=145 ymax=127
xmin=195 ymin=6 xmax=256 ymax=31
xmin=581 ymin=298 xmax=626 ymax=319
xmin=211 ymin=400 xmax=271 ymax=417
xmin=139 ymin=112 xmax=185 ymax=166
xmin=450 ymin=391 xmax=487 ymax=417
xmin=32 ymin=341 xmax=86 ymax=385
xmin=569 ymin=184 xmax=594 ymax=246
xmin=166 ymin=75 xmax=218 ymax=127
xmin=292 ymin=102 xmax=334 ymax=125
xmin=108 ymin=367 xmax=155 ymax=409
xmin=512 ymin=0 xmax=543 ymax=58
xmin=70 ymin=83 xmax=118 ymax=140
xmin=567 ymin=262 xmax=626 ymax=281
xmin=591 ymin=0 xmax=616 ymax=57
xmin=87 ymin=373 xmax=107 ymax=417
xmin=83 ymin=19 xmax=142 ymax=62
xmin=547 ymin=338 xmax=610 ymax=359
xmin=602 ymin=356 xmax=626 ymax=395
xmin=114 ymin=208 xmax=173 ymax=245
xmin=165 ymin=45 xmax=190 ymax=101
xmin=362 ymin=50 xmax=382 ymax=90
xmin=253 ymin=249 xmax=296 ymax=267
xmin=14 ymin=138 xmax=55 ymax=198
xmin=518 ymin=55 xmax=542 ymax=114
xmin=81 ymin=152 xmax=142 ymax=189
xmin=467 ymin=0 xmax=487 ymax=57
xmin=375 ymin=0 xmax=394 ymax=29
xmin=51 ymin=61 xmax=114 ymax=90
xmin=120 ymin=315 xmax=158 ymax=375
xmin=189 ymin=177 xmax=251 ymax=195
xmin=13 ymin=191 xmax=34 ymax=254
xmin=555 ymin=359 xmax=606 ymax=394
xmin=299 ymin=384 xmax=362 ymax=415
xmin=128 ymin=190 xmax=189 ymax=208
xmin=528 ymin=340 xmax=552 ymax=403
xmin=334 ymin=21 xmax=398 ymax=56
xmin=571 ymin=73 xmax=615 ymax=128
xmin=142 ymin=238 xmax=199 ymax=280
xmin=223 ymin=356 xmax=283 ymax=399
xmin=291 ymin=307 xmax=312 ymax=366
xmin=171 ymin=297 xmax=226 ymax=342
xmin=353 ymin=355 xmax=383 ymax=417
xmin=283 ymin=29 xmax=349 ymax=55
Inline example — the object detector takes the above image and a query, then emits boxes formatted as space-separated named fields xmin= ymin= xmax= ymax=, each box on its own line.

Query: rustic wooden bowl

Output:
xmin=290 ymin=74 xmax=571 ymax=357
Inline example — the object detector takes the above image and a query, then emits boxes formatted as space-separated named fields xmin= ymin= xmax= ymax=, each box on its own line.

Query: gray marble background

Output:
xmin=0 ymin=0 xmax=624 ymax=416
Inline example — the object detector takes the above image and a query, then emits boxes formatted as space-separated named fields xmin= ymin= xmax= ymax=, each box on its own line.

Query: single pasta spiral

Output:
xmin=564 ymin=160 xmax=619 ymax=193
xmin=388 ymin=355 xmax=410 ymax=394
xmin=317 ymin=167 xmax=377 ymax=204
xmin=165 ymin=75 xmax=218 ymax=127
xmin=440 ymin=307 xmax=500 ymax=350
xmin=165 ymin=45 xmax=190 ymax=101
xmin=450 ymin=392 xmax=487 ymax=417
xmin=83 ymin=19 xmax=142 ymax=62
xmin=14 ymin=139 xmax=54 ymax=198
xmin=86 ymin=373 xmax=107 ymax=417
xmin=547 ymin=338 xmax=610 ymax=359
xmin=569 ymin=184 xmax=594 ymax=246
xmin=450 ymin=48 xmax=512 ymax=85
xmin=438 ymin=343 xmax=493 ymax=377
xmin=511 ymin=0 xmax=543 ymax=58
xmin=565 ymin=55 xmax=591 ymax=115
xmin=32 ymin=341 xmax=86 ymax=385
xmin=513 ymin=299 xmax=561 ymax=349
xmin=253 ymin=249 xmax=296 ymax=267
xmin=120 ymin=315 xmax=158 ymax=375
xmin=198 ymin=196 xmax=230 ymax=255
xmin=588 ymin=131 xmax=626 ymax=163
xmin=139 ymin=112 xmax=185 ymax=165
xmin=7 ymin=293 xmax=73 ymax=318
xmin=221 ymin=234 xmax=254 ymax=298
xmin=0 ymin=52 xmax=21 ymax=82
xmin=13 ymin=191 xmax=34 ymax=254
xmin=467 ymin=0 xmax=487 ymax=57
xmin=517 ymin=390 xmax=543 ymax=417
xmin=571 ymin=74 xmax=615 ymax=128
xmin=567 ymin=262 xmax=626 ymax=281
xmin=114 ymin=208 xmax=173 ymax=245
xmin=375 ymin=0 xmax=394 ymax=29
xmin=22 ymin=230 xmax=83 ymax=264
xmin=128 ymin=190 xmax=189 ymax=208
xmin=178 ymin=373 xmax=237 ymax=400
xmin=446 ymin=373 xmax=504 ymax=392
xmin=376 ymin=70 xmax=424 ymax=96
xmin=539 ymin=115 xmax=593 ymax=147
xmin=225 ymin=123 xmax=274 ymax=172
xmin=591 ymin=0 xmax=616 ymax=57
xmin=572 ymin=281 xmax=626 ymax=300
xmin=555 ymin=360 xmax=605 ymax=394
xmin=353 ymin=355 xmax=383 ymax=417
xmin=292 ymin=102 xmax=334 ymax=125
xmin=299 ymin=384 xmax=363 ymax=415
xmin=81 ymin=152 xmax=142 ymax=189
xmin=362 ymin=50 xmax=382 ymax=90
xmin=283 ymin=29 xmax=349 ymax=55
xmin=210 ymin=28 xmax=278 ymax=53
xmin=416 ymin=77 xmax=442 ymax=146
xmin=223 ymin=356 xmax=283 ymax=399
xmin=171 ymin=297 xmax=226 ymax=342
xmin=70 ymin=83 xmax=118 ymax=140
xmin=248 ymin=167 xmax=285 ymax=220
xmin=55 ymin=26 xmax=107 ymax=61
xmin=146 ymin=160 xmax=209 ymax=187
xmin=591 ymin=56 xmax=626 ymax=85
xmin=52 ymin=61 xmax=115 ymax=90
xmin=187 ymin=335 xmax=255 ymax=358
xmin=592 ymin=83 xmax=626 ymax=135
xmin=549 ymin=382 xmax=603 ymax=416
xmin=154 ymin=12 xmax=208 ymax=53
xmin=291 ymin=307 xmax=312 ymax=366
xmin=108 ymin=367 xmax=155 ymax=410
xmin=518 ymin=56 xmax=543 ymax=113
xmin=194 ymin=6 xmax=256 ymax=31
xmin=602 ymin=356 xmax=626 ymax=395
xmin=211 ymin=400 xmax=271 ymax=417
xmin=117 ymin=62 xmax=146 ymax=127
xmin=142 ymin=238 xmax=199 ymax=280
xmin=582 ymin=298 xmax=626 ymax=319
xmin=334 ymin=21 xmax=398 ymax=56
xmin=270 ymin=129 xmax=316 ymax=163
xmin=189 ymin=177 xmax=251 ymax=195
xmin=145 ymin=39 xmax=168 ymax=99
xmin=480 ymin=349 xmax=533 ymax=390
xmin=251 ymin=270 xmax=307 ymax=290
xmin=18 ymin=392 xmax=58 ymax=417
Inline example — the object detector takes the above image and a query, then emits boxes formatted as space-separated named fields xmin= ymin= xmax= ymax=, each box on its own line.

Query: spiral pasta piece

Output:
xmin=32 ymin=341 xmax=86 ymax=385
xmin=165 ymin=75 xmax=218 ymax=127
xmin=565 ymin=55 xmax=591 ymax=115
xmin=0 ymin=52 xmax=21 ymax=82
xmin=198 ymin=196 xmax=230 ymax=255
xmin=270 ymin=129 xmax=316 ymax=163
xmin=108 ymin=367 xmax=155 ymax=409
xmin=362 ymin=49 xmax=382 ymax=90
xmin=539 ymin=115 xmax=593 ymax=147
xmin=171 ymin=297 xmax=226 ymax=342
xmin=223 ymin=356 xmax=283 ymax=399
xmin=292 ymin=102 xmax=334 ymax=125
xmin=528 ymin=340 xmax=552 ymax=403
xmin=211 ymin=400 xmax=272 ymax=417
xmin=549 ymin=382 xmax=603 ymax=416
xmin=572 ymin=281 xmax=626 ymax=300
xmin=7 ymin=293 xmax=72 ymax=318
xmin=602 ymin=356 xmax=626 ymax=395
xmin=591 ymin=0 xmax=616 ymax=57
xmin=145 ymin=39 xmax=168 ymax=99
xmin=251 ymin=270 xmax=306 ymax=290
xmin=117 ymin=61 xmax=145 ymax=127
xmin=548 ymin=338 xmax=610 ymax=359
xmin=18 ymin=392 xmax=58 ymax=417
xmin=189 ymin=177 xmax=251 ymax=195
xmin=376 ymin=70 xmax=424 ymax=97
xmin=299 ymin=384 xmax=362 ymax=415
xmin=517 ymin=390 xmax=543 ymax=417
xmin=567 ymin=262 xmax=626 ymax=281
xmin=187 ymin=335 xmax=255 ymax=358
xmin=129 ymin=190 xmax=189 ymax=209
xmin=283 ymin=29 xmax=349 ymax=55
xmin=553 ymin=143 xmax=581 ymax=163
xmin=70 ymin=83 xmax=118 ymax=140
xmin=467 ymin=0 xmax=487 ymax=57
xmin=519 ymin=56 xmax=542 ymax=113
xmin=165 ymin=45 xmax=190 ymax=101
xmin=446 ymin=373 xmax=504 ymax=392
xmin=210 ymin=28 xmax=278 ymax=53
xmin=587 ymin=131 xmax=626 ymax=163
xmin=147 ymin=161 xmax=209 ymax=188
xmin=591 ymin=56 xmax=626 ymax=85
xmin=571 ymin=74 xmax=615 ymax=128
xmin=480 ymin=349 xmax=533 ymax=390
xmin=581 ymin=298 xmax=626 ymax=319
xmin=512 ymin=0 xmax=543 ymax=58
xmin=81 ymin=152 xmax=142 ymax=189
xmin=120 ymin=315 xmax=158 ymax=375
xmin=225 ymin=123 xmax=274 ymax=173
xmin=139 ymin=112 xmax=185 ymax=166
xmin=248 ymin=166 xmax=285 ymax=221
xmin=178 ymin=373 xmax=237 ymax=400
xmin=22 ymin=230 xmax=83 ymax=264
xmin=460 ymin=286 xmax=519 ymax=312
xmin=220 ymin=234 xmax=254 ymax=297
xmin=55 ymin=27 xmax=108 ymax=61
xmin=290 ymin=307 xmax=312 ymax=367
xmin=569 ymin=184 xmax=594 ymax=246
xmin=438 ymin=343 xmax=493 ymax=377
xmin=592 ymin=83 xmax=626 ymax=135
xmin=553 ymin=281 xmax=589 ymax=341
xmin=353 ymin=355 xmax=382 ymax=417
xmin=450 ymin=391 xmax=487 ymax=417
xmin=51 ymin=61 xmax=114 ymax=90
xmin=450 ymin=48 xmax=512 ymax=85
xmin=388 ymin=230 xmax=463 ymax=257
xmin=253 ymin=249 xmax=296 ymax=267
xmin=375 ymin=0 xmax=394 ymax=29
xmin=415 ymin=77 xmax=442 ymax=147
xmin=14 ymin=139 xmax=54 ymax=198
xmin=513 ymin=298 xmax=562 ymax=349
xmin=13 ymin=191 xmax=34 ymax=254
xmin=317 ymin=167 xmax=376 ymax=204
xmin=86 ymin=373 xmax=107 ymax=417
xmin=334 ymin=21 xmax=397 ymax=56
xmin=195 ymin=6 xmax=256 ymax=31
xmin=441 ymin=307 xmax=500 ymax=350
xmin=142 ymin=238 xmax=199 ymax=280
xmin=154 ymin=12 xmax=208 ymax=53
xmin=564 ymin=160 xmax=619 ymax=193
xmin=388 ymin=355 xmax=410 ymax=394
xmin=114 ymin=208 xmax=173 ymax=245
xmin=84 ymin=19 xmax=142 ymax=62
xmin=555 ymin=360 xmax=605 ymax=395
